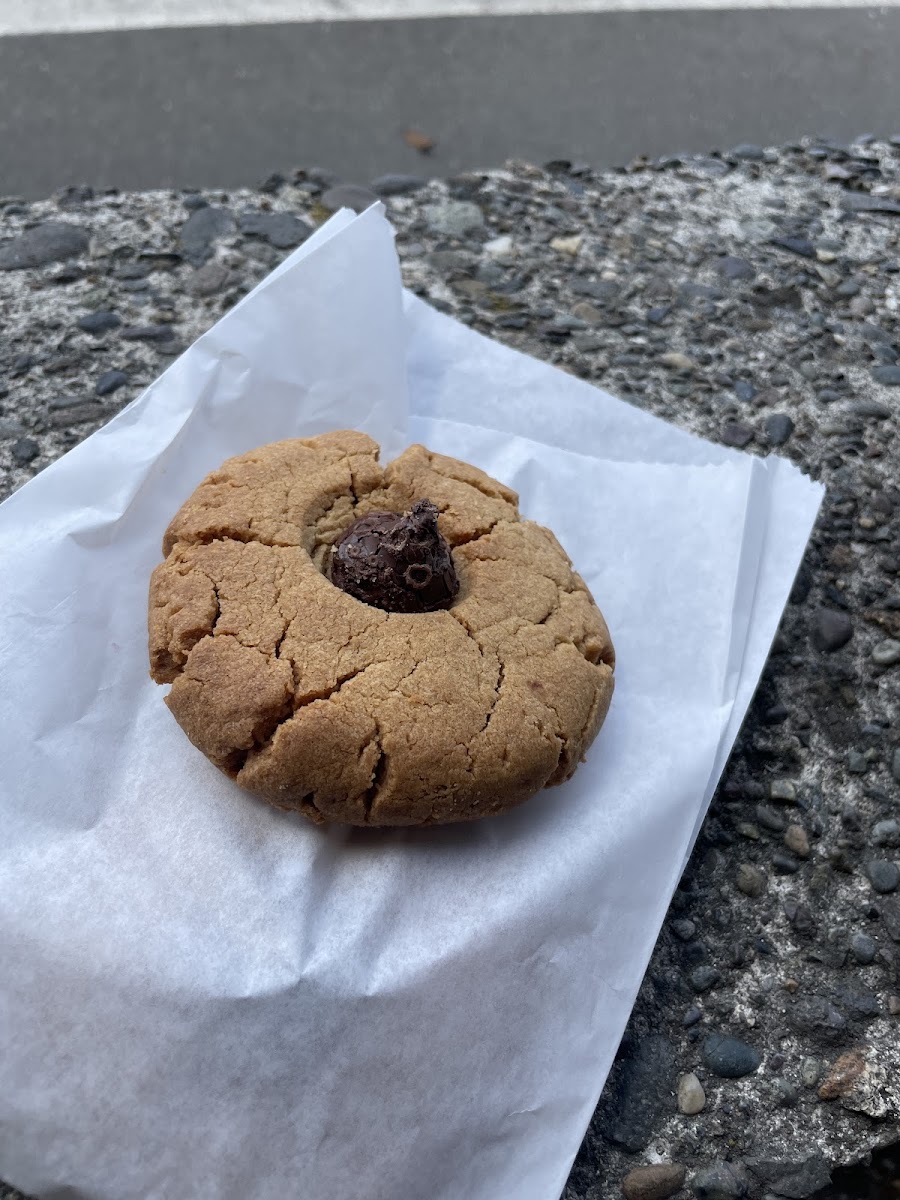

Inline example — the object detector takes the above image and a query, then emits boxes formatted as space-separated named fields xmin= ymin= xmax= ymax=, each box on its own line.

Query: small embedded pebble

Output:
xmin=321 ymin=183 xmax=380 ymax=213
xmin=893 ymin=748 xmax=900 ymax=784
xmin=835 ymin=981 xmax=878 ymax=1018
xmin=851 ymin=399 xmax=890 ymax=419
xmin=882 ymin=899 xmax=900 ymax=943
xmin=622 ymin=1163 xmax=686 ymax=1200
xmin=48 ymin=394 xmax=85 ymax=410
xmin=121 ymin=324 xmax=175 ymax=342
xmin=115 ymin=260 xmax=151 ymax=280
xmin=484 ymin=235 xmax=515 ymax=261
xmin=550 ymin=234 xmax=583 ymax=256
xmin=763 ymin=701 xmax=789 ymax=725
xmin=812 ymin=608 xmax=853 ymax=652
xmin=871 ymin=365 xmax=900 ymax=386
xmin=702 ymin=1033 xmax=761 ymax=1078
xmin=188 ymin=262 xmax=236 ymax=297
xmin=867 ymin=860 xmax=900 ymax=894
xmin=764 ymin=413 xmax=794 ymax=445
xmin=721 ymin=420 xmax=754 ymax=448
xmin=770 ymin=1078 xmax=798 ymax=1107
xmin=773 ymin=853 xmax=800 ymax=875
xmin=784 ymin=825 xmax=810 ymax=858
xmin=180 ymin=205 xmax=236 ymax=262
xmin=677 ymin=1071 xmax=706 ymax=1115
xmin=736 ymin=864 xmax=766 ymax=897
xmin=874 ymin=819 xmax=900 ymax=846
xmin=683 ymin=940 xmax=709 ymax=966
xmin=77 ymin=310 xmax=121 ymax=335
xmin=734 ymin=380 xmax=755 ymax=402
xmin=238 ymin=211 xmax=311 ymax=249
xmin=801 ymin=1057 xmax=822 ymax=1087
xmin=692 ymin=1161 xmax=750 ymax=1200
xmin=755 ymin=803 xmax=786 ymax=831
xmin=785 ymin=899 xmax=816 ymax=934
xmin=690 ymin=966 xmax=721 ymax=993
xmin=553 ymin=314 xmax=588 ymax=332
xmin=50 ymin=402 xmax=105 ymax=428
xmin=872 ymin=639 xmax=900 ymax=667
xmin=750 ymin=1152 xmax=832 ymax=1195
xmin=0 ymin=221 xmax=90 ymax=270
xmin=423 ymin=200 xmax=484 ymax=237
xmin=847 ymin=750 xmax=868 ymax=774
xmin=10 ymin=437 xmax=39 ymax=465
xmin=844 ymin=189 xmax=900 ymax=213
xmin=834 ymin=278 xmax=860 ymax=297
xmin=717 ymin=255 xmax=755 ymax=280
xmin=790 ymin=995 xmax=847 ymax=1040
xmin=771 ymin=235 xmax=816 ymax=259
xmin=818 ymin=1050 xmax=866 ymax=1101
xmin=659 ymin=351 xmax=695 ymax=371
xmin=94 ymin=370 xmax=129 ymax=397
xmin=850 ymin=932 xmax=876 ymax=965
xmin=769 ymin=779 xmax=796 ymax=803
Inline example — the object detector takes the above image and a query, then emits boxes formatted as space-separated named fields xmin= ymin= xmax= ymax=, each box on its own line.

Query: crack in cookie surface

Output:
xmin=149 ymin=431 xmax=615 ymax=826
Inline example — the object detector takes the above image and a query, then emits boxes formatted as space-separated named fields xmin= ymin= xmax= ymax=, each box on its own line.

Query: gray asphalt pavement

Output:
xmin=1 ymin=8 xmax=900 ymax=198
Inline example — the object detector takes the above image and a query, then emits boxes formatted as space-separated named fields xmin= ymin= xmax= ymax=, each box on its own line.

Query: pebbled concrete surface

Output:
xmin=1 ymin=140 xmax=899 ymax=1197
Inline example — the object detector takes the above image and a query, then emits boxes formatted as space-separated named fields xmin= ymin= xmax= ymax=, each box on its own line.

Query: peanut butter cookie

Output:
xmin=149 ymin=431 xmax=614 ymax=826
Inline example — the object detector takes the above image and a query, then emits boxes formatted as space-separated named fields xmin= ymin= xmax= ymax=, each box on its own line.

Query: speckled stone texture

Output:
xmin=2 ymin=139 xmax=900 ymax=1199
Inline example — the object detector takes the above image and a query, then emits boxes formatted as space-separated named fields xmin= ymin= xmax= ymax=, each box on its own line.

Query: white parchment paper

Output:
xmin=0 ymin=207 xmax=823 ymax=1200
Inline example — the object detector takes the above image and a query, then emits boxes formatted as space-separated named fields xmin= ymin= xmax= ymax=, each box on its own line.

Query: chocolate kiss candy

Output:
xmin=330 ymin=499 xmax=460 ymax=614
